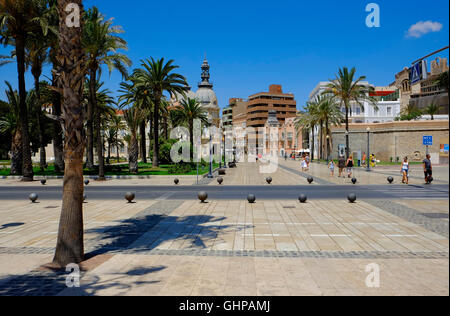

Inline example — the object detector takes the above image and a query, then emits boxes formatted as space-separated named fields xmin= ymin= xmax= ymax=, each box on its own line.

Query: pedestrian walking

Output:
xmin=401 ymin=156 xmax=410 ymax=185
xmin=346 ymin=155 xmax=354 ymax=178
xmin=338 ymin=155 xmax=346 ymax=178
xmin=328 ymin=160 xmax=335 ymax=177
xmin=305 ymin=154 xmax=310 ymax=171
xmin=362 ymin=152 xmax=367 ymax=166
xmin=423 ymin=154 xmax=433 ymax=184
xmin=371 ymin=153 xmax=377 ymax=168
xmin=301 ymin=155 xmax=307 ymax=172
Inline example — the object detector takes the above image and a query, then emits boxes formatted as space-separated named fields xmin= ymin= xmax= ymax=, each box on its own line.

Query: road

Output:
xmin=0 ymin=184 xmax=448 ymax=201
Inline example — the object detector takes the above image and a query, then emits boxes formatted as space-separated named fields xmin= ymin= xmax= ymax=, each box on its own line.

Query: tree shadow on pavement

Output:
xmin=0 ymin=265 xmax=165 ymax=296
xmin=84 ymin=213 xmax=251 ymax=255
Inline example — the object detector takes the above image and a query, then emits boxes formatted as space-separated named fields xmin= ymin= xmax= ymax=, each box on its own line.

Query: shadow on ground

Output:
xmin=0 ymin=266 xmax=165 ymax=296
xmin=0 ymin=202 xmax=251 ymax=296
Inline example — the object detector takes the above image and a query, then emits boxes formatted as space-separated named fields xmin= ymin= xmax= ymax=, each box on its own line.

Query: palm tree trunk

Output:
xmin=86 ymin=69 xmax=96 ymax=169
xmin=96 ymin=112 xmax=105 ymax=180
xmin=10 ymin=129 xmax=23 ymax=175
xmin=311 ymin=125 xmax=315 ymax=161
xmin=51 ymin=72 xmax=64 ymax=173
xmin=53 ymin=0 xmax=86 ymax=267
xmin=33 ymin=74 xmax=47 ymax=171
xmin=139 ymin=121 xmax=147 ymax=163
xmin=129 ymin=135 xmax=138 ymax=173
xmin=15 ymin=36 xmax=33 ymax=181
xmin=153 ymin=97 xmax=160 ymax=167
xmin=189 ymin=119 xmax=194 ymax=162
xmin=163 ymin=116 xmax=168 ymax=140
xmin=319 ymin=121 xmax=323 ymax=160
xmin=116 ymin=145 xmax=120 ymax=163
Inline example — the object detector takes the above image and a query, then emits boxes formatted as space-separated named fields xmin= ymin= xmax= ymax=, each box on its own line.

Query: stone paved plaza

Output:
xmin=0 ymin=161 xmax=448 ymax=296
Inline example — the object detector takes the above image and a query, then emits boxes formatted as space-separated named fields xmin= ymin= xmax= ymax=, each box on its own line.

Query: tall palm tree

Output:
xmin=133 ymin=58 xmax=188 ymax=167
xmin=0 ymin=82 xmax=23 ymax=175
xmin=172 ymin=98 xmax=208 ymax=162
xmin=0 ymin=0 xmax=51 ymax=181
xmin=84 ymin=80 xmax=116 ymax=179
xmin=323 ymin=67 xmax=377 ymax=158
xmin=295 ymin=100 xmax=319 ymax=160
xmin=123 ymin=107 xmax=143 ymax=174
xmin=108 ymin=114 xmax=125 ymax=163
xmin=118 ymin=78 xmax=152 ymax=163
xmin=424 ymin=102 xmax=441 ymax=120
xmin=315 ymin=95 xmax=343 ymax=160
xmin=82 ymin=6 xmax=131 ymax=170
xmin=47 ymin=0 xmax=64 ymax=173
xmin=53 ymin=0 xmax=86 ymax=267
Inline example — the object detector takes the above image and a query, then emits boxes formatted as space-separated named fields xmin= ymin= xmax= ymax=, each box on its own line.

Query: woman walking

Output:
xmin=346 ymin=155 xmax=354 ymax=178
xmin=401 ymin=157 xmax=410 ymax=185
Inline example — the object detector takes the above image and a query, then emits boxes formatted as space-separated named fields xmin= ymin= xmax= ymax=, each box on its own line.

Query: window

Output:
xmin=387 ymin=107 xmax=392 ymax=116
xmin=355 ymin=107 xmax=361 ymax=115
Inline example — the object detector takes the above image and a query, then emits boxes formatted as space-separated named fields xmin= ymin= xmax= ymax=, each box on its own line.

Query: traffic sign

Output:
xmin=423 ymin=136 xmax=433 ymax=146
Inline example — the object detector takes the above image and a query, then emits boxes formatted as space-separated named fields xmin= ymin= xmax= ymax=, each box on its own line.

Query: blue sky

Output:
xmin=0 ymin=0 xmax=449 ymax=110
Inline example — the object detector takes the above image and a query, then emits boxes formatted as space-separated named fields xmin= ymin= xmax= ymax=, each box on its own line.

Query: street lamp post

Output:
xmin=345 ymin=130 xmax=349 ymax=159
xmin=366 ymin=127 xmax=371 ymax=172
xmin=326 ymin=135 xmax=330 ymax=164
xmin=223 ymin=130 xmax=227 ymax=169
xmin=207 ymin=132 xmax=214 ymax=178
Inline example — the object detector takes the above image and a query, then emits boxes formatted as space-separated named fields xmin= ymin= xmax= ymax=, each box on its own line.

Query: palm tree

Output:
xmin=123 ymin=107 xmax=143 ymax=173
xmin=53 ymin=0 xmax=86 ymax=267
xmin=133 ymin=58 xmax=188 ymax=167
xmin=0 ymin=0 xmax=51 ymax=181
xmin=315 ymin=95 xmax=343 ymax=160
xmin=424 ymin=102 xmax=441 ymax=120
xmin=118 ymin=78 xmax=153 ymax=163
xmin=108 ymin=114 xmax=126 ymax=163
xmin=172 ymin=98 xmax=208 ymax=162
xmin=47 ymin=0 xmax=64 ymax=173
xmin=84 ymin=80 xmax=116 ymax=180
xmin=82 ymin=6 xmax=131 ymax=170
xmin=295 ymin=100 xmax=319 ymax=160
xmin=0 ymin=82 xmax=23 ymax=175
xmin=323 ymin=67 xmax=377 ymax=159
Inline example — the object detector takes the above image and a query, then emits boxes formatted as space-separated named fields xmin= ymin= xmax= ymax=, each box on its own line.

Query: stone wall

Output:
xmin=330 ymin=120 xmax=449 ymax=164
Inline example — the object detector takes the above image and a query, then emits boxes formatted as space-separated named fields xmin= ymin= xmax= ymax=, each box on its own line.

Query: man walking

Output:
xmin=423 ymin=154 xmax=433 ymax=184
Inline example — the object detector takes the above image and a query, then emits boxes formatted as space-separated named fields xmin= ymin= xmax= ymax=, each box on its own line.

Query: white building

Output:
xmin=307 ymin=81 xmax=401 ymax=159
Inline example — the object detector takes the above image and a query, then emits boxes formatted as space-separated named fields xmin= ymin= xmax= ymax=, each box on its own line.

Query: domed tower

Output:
xmin=195 ymin=58 xmax=220 ymax=128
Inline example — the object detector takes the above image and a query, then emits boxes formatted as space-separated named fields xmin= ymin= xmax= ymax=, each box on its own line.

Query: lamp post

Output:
xmin=326 ymin=135 xmax=330 ymax=164
xmin=207 ymin=118 xmax=214 ymax=179
xmin=345 ymin=130 xmax=349 ymax=159
xmin=366 ymin=127 xmax=371 ymax=172
xmin=222 ymin=130 xmax=227 ymax=168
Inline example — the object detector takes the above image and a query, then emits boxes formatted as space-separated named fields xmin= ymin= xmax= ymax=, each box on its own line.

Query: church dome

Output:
xmin=171 ymin=87 xmax=196 ymax=104
xmin=195 ymin=87 xmax=218 ymax=108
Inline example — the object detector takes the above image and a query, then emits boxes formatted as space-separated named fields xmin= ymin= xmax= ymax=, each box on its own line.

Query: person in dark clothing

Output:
xmin=423 ymin=154 xmax=433 ymax=184
xmin=338 ymin=155 xmax=346 ymax=178
xmin=346 ymin=155 xmax=354 ymax=178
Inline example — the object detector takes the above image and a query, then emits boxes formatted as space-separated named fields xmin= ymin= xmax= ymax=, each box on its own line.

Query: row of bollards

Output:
xmin=28 ymin=191 xmax=358 ymax=204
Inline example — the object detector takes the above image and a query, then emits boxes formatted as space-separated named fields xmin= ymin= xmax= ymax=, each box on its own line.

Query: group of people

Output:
xmin=328 ymin=155 xmax=355 ymax=178
xmin=400 ymin=154 xmax=433 ymax=185
xmin=300 ymin=154 xmax=311 ymax=172
xmin=362 ymin=152 xmax=377 ymax=168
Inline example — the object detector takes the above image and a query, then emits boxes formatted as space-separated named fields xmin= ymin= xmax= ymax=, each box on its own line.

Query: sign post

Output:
xmin=423 ymin=136 xmax=433 ymax=156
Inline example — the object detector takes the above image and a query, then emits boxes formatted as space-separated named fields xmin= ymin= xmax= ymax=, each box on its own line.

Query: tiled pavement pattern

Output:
xmin=0 ymin=161 xmax=448 ymax=296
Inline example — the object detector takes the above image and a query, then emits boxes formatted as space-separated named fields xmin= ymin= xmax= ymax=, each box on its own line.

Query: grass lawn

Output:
xmin=0 ymin=162 xmax=221 ymax=177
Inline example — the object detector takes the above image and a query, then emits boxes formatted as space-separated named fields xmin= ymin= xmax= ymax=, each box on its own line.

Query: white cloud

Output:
xmin=406 ymin=21 xmax=443 ymax=38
